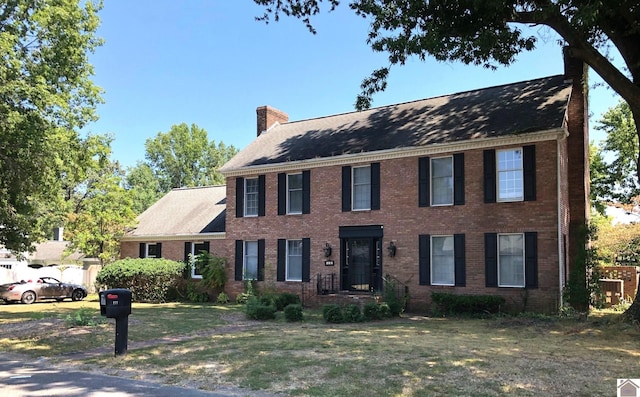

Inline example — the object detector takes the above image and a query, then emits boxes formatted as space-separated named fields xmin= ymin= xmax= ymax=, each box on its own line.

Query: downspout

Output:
xmin=557 ymin=138 xmax=565 ymax=308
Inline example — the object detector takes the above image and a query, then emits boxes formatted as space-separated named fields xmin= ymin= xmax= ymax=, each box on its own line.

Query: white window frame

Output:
xmin=244 ymin=177 xmax=259 ymax=217
xmin=146 ymin=243 xmax=159 ymax=258
xmin=243 ymin=241 xmax=258 ymax=280
xmin=287 ymin=173 xmax=303 ymax=215
xmin=352 ymin=165 xmax=371 ymax=211
xmin=189 ymin=242 xmax=208 ymax=279
xmin=431 ymin=156 xmax=453 ymax=206
xmin=286 ymin=239 xmax=303 ymax=282
xmin=497 ymin=233 xmax=525 ymax=287
xmin=497 ymin=148 xmax=524 ymax=202
xmin=430 ymin=235 xmax=455 ymax=286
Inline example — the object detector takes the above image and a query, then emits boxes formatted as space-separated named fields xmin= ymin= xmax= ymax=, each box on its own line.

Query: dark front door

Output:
xmin=342 ymin=238 xmax=382 ymax=293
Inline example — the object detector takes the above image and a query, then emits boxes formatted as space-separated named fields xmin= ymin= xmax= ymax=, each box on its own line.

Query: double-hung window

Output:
xmin=146 ymin=243 xmax=159 ymax=258
xmin=498 ymin=234 xmax=525 ymax=287
xmin=431 ymin=157 xmax=453 ymax=206
xmin=286 ymin=240 xmax=303 ymax=281
xmin=244 ymin=178 xmax=259 ymax=216
xmin=244 ymin=241 xmax=258 ymax=280
xmin=188 ymin=242 xmax=209 ymax=279
xmin=287 ymin=174 xmax=303 ymax=214
xmin=352 ymin=166 xmax=371 ymax=210
xmin=497 ymin=149 xmax=524 ymax=202
xmin=431 ymin=236 xmax=455 ymax=285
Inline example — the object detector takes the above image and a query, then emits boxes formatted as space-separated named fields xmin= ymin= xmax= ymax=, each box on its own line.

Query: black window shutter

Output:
xmin=235 ymin=177 xmax=244 ymax=218
xmin=277 ymin=239 xmax=286 ymax=282
xmin=453 ymin=153 xmax=465 ymax=205
xmin=342 ymin=166 xmax=352 ymax=212
xmin=418 ymin=157 xmax=430 ymax=207
xmin=302 ymin=238 xmax=311 ymax=282
xmin=278 ymin=173 xmax=286 ymax=215
xmin=139 ymin=243 xmax=145 ymax=258
xmin=483 ymin=150 xmax=496 ymax=203
xmin=203 ymin=241 xmax=210 ymax=253
xmin=371 ymin=162 xmax=380 ymax=210
xmin=302 ymin=170 xmax=311 ymax=214
xmin=258 ymin=175 xmax=266 ymax=216
xmin=257 ymin=239 xmax=265 ymax=281
xmin=184 ymin=242 xmax=191 ymax=279
xmin=454 ymin=234 xmax=466 ymax=287
xmin=525 ymin=232 xmax=538 ymax=288
xmin=234 ymin=240 xmax=243 ymax=281
xmin=419 ymin=235 xmax=430 ymax=285
xmin=156 ymin=243 xmax=162 ymax=258
xmin=485 ymin=233 xmax=498 ymax=287
xmin=523 ymin=145 xmax=536 ymax=201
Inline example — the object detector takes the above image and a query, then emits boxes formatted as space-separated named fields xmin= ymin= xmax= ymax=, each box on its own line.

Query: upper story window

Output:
xmin=287 ymin=173 xmax=303 ymax=214
xmin=286 ymin=239 xmax=303 ymax=281
xmin=431 ymin=157 xmax=453 ymax=206
xmin=244 ymin=241 xmax=258 ymax=280
xmin=498 ymin=233 xmax=525 ymax=287
xmin=244 ymin=178 xmax=259 ymax=216
xmin=352 ymin=166 xmax=371 ymax=210
xmin=497 ymin=149 xmax=523 ymax=202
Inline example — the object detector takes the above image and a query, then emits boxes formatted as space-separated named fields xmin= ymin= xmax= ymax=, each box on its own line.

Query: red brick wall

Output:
xmin=120 ymin=239 xmax=227 ymax=263
xmin=225 ymin=140 xmax=563 ymax=313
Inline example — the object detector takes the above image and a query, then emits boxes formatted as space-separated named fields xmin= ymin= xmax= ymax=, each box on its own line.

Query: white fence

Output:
xmin=0 ymin=263 xmax=86 ymax=287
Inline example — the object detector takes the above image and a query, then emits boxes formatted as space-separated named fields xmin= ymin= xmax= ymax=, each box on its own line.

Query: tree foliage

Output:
xmin=125 ymin=162 xmax=162 ymax=214
xmin=594 ymin=99 xmax=639 ymax=203
xmin=143 ymin=123 xmax=238 ymax=192
xmin=0 ymin=0 xmax=103 ymax=252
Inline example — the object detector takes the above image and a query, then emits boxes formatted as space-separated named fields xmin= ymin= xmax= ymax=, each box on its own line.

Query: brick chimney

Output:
xmin=563 ymin=46 xmax=590 ymax=293
xmin=256 ymin=106 xmax=288 ymax=136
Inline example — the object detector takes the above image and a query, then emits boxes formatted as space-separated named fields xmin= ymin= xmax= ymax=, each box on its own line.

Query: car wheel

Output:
xmin=71 ymin=289 xmax=84 ymax=301
xmin=21 ymin=291 xmax=36 ymax=305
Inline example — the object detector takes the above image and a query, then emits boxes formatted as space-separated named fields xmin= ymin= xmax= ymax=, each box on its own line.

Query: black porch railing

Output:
xmin=316 ymin=273 xmax=339 ymax=295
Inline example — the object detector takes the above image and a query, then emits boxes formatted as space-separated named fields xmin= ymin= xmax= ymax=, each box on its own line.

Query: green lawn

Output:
xmin=1 ymin=297 xmax=639 ymax=396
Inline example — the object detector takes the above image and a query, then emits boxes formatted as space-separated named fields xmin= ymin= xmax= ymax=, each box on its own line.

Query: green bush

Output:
xmin=216 ymin=292 xmax=229 ymax=304
xmin=64 ymin=308 xmax=104 ymax=327
xmin=431 ymin=292 xmax=506 ymax=315
xmin=362 ymin=302 xmax=392 ymax=321
xmin=195 ymin=253 xmax=227 ymax=290
xmin=284 ymin=304 xmax=303 ymax=322
xmin=322 ymin=304 xmax=344 ymax=323
xmin=342 ymin=304 xmax=363 ymax=322
xmin=384 ymin=279 xmax=407 ymax=317
xmin=186 ymin=281 xmax=209 ymax=302
xmin=275 ymin=293 xmax=301 ymax=310
xmin=96 ymin=258 xmax=185 ymax=303
xmin=245 ymin=296 xmax=276 ymax=320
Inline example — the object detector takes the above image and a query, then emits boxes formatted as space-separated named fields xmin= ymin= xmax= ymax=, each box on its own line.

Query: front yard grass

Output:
xmin=1 ymin=298 xmax=639 ymax=396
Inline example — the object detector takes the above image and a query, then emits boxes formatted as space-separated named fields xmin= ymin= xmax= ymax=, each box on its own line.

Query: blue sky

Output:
xmin=84 ymin=1 xmax=622 ymax=169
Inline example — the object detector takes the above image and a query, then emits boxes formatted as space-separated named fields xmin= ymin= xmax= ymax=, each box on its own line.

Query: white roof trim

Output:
xmin=221 ymin=128 xmax=567 ymax=177
xmin=120 ymin=232 xmax=226 ymax=242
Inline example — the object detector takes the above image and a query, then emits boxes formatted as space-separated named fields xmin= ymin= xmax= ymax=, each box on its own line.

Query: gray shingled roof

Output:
xmin=221 ymin=75 xmax=572 ymax=171
xmin=127 ymin=185 xmax=226 ymax=237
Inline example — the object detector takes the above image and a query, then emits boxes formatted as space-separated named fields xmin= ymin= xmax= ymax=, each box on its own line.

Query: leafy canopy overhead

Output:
xmin=0 ymin=0 xmax=103 ymax=252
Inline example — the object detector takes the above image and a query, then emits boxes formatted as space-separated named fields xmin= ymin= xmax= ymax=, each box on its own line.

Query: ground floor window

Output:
xmin=431 ymin=236 xmax=455 ymax=286
xmin=244 ymin=241 xmax=258 ymax=280
xmin=498 ymin=233 xmax=525 ymax=287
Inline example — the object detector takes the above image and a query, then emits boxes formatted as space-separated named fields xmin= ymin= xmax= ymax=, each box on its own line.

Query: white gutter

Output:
xmin=557 ymin=138 xmax=565 ymax=308
xmin=120 ymin=232 xmax=226 ymax=243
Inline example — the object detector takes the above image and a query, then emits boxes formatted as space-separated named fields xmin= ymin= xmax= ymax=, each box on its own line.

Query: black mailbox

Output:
xmin=99 ymin=288 xmax=132 ymax=318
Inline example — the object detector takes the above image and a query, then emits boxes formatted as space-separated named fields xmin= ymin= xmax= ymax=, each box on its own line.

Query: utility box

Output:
xmin=99 ymin=288 xmax=132 ymax=318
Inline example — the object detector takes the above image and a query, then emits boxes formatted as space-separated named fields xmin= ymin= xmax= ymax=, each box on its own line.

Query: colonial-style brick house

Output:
xmin=120 ymin=185 xmax=227 ymax=279
xmin=217 ymin=57 xmax=588 ymax=313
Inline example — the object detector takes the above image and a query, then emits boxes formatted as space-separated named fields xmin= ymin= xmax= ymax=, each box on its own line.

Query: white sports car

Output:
xmin=0 ymin=277 xmax=87 ymax=304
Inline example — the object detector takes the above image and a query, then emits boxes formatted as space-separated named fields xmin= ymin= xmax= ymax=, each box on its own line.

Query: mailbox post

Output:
xmin=99 ymin=288 xmax=132 ymax=356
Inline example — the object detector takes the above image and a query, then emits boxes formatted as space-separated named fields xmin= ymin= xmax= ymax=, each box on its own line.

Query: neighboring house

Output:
xmin=0 ymin=227 xmax=100 ymax=290
xmin=120 ymin=185 xmax=227 ymax=278
xmin=216 ymin=54 xmax=589 ymax=313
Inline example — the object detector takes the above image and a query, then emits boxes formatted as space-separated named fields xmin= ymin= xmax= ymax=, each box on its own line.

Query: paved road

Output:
xmin=0 ymin=354 xmax=270 ymax=397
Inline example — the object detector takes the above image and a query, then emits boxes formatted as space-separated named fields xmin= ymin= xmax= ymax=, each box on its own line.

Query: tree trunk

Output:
xmin=622 ymin=106 xmax=640 ymax=323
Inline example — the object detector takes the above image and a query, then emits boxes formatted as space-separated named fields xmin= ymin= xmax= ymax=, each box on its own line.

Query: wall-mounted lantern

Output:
xmin=387 ymin=241 xmax=397 ymax=257
xmin=323 ymin=243 xmax=332 ymax=257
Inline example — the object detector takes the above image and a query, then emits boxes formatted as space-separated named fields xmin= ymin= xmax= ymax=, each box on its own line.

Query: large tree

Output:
xmin=254 ymin=0 xmax=640 ymax=320
xmin=0 ymin=0 xmax=103 ymax=252
xmin=144 ymin=123 xmax=238 ymax=192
